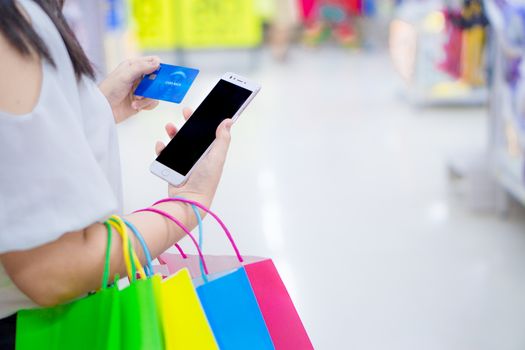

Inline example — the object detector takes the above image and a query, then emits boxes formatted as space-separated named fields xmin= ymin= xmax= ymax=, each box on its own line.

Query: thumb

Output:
xmin=125 ymin=56 xmax=160 ymax=83
xmin=207 ymin=119 xmax=233 ymax=164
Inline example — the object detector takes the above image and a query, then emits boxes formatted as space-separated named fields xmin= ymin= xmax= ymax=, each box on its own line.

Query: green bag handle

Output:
xmin=102 ymin=222 xmax=113 ymax=289
xmin=103 ymin=221 xmax=131 ymax=288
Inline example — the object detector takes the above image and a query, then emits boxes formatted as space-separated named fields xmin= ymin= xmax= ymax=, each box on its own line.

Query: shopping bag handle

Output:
xmin=190 ymin=204 xmax=207 ymax=279
xmin=102 ymin=222 xmax=113 ymax=289
xmin=134 ymin=208 xmax=210 ymax=275
xmin=123 ymin=219 xmax=154 ymax=278
xmin=108 ymin=215 xmax=147 ymax=281
xmin=108 ymin=217 xmax=136 ymax=280
xmin=153 ymin=197 xmax=244 ymax=263
xmin=106 ymin=220 xmax=134 ymax=281
xmin=121 ymin=218 xmax=189 ymax=277
xmin=131 ymin=212 xmax=188 ymax=260
xmin=150 ymin=204 xmax=208 ymax=280
xmin=156 ymin=243 xmax=188 ymax=264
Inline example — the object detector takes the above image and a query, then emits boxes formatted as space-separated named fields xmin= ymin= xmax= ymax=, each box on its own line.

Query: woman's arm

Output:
xmin=0 ymin=201 xmax=191 ymax=307
xmin=0 ymin=116 xmax=232 ymax=307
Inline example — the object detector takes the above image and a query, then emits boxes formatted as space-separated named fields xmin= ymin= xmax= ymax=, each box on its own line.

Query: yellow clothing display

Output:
xmin=131 ymin=0 xmax=262 ymax=49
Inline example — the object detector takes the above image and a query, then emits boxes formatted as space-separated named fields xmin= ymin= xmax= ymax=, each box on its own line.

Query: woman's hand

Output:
xmin=155 ymin=108 xmax=233 ymax=207
xmin=99 ymin=56 xmax=161 ymax=123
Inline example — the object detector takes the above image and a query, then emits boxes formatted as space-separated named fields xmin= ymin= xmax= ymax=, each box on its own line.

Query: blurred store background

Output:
xmin=65 ymin=0 xmax=525 ymax=349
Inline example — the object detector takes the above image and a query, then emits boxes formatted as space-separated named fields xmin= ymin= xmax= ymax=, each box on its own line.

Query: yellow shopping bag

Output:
xmin=160 ymin=268 xmax=218 ymax=349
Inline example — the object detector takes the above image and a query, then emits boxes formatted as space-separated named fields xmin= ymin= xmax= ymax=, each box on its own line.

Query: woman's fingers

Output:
xmin=156 ymin=122 xmax=178 ymax=155
xmin=132 ymin=98 xmax=159 ymax=111
xmin=182 ymin=107 xmax=193 ymax=121
xmin=155 ymin=141 xmax=165 ymax=156
xmin=206 ymin=119 xmax=233 ymax=166
xmin=141 ymin=99 xmax=159 ymax=111
xmin=165 ymin=123 xmax=177 ymax=138
xmin=124 ymin=56 xmax=160 ymax=84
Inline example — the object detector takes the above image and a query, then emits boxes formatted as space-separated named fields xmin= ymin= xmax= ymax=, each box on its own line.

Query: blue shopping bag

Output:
xmin=195 ymin=267 xmax=274 ymax=350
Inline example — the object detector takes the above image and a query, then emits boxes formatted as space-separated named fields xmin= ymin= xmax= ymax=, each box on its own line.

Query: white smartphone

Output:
xmin=150 ymin=72 xmax=261 ymax=186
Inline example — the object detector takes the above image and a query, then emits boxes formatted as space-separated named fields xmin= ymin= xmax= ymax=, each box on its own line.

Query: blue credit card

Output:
xmin=134 ymin=63 xmax=199 ymax=104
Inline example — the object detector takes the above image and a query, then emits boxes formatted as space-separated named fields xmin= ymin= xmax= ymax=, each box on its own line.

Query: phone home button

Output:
xmin=161 ymin=169 xmax=170 ymax=176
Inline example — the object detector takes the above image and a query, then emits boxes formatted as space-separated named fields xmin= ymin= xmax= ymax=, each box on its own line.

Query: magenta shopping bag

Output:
xmin=154 ymin=198 xmax=314 ymax=350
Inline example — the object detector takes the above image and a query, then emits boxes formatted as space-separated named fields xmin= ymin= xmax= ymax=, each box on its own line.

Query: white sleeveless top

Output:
xmin=0 ymin=0 xmax=123 ymax=318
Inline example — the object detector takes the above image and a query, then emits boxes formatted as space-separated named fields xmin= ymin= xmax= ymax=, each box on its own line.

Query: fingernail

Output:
xmin=132 ymin=102 xmax=139 ymax=110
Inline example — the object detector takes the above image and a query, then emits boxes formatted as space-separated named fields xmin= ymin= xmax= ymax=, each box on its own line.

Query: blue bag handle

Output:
xmin=124 ymin=219 xmax=154 ymax=278
xmin=190 ymin=204 xmax=207 ymax=282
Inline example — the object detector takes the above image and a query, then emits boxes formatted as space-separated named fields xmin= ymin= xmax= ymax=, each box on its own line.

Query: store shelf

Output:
xmin=413 ymin=86 xmax=487 ymax=106
xmin=486 ymin=0 xmax=525 ymax=207
xmin=391 ymin=0 xmax=488 ymax=106
xmin=493 ymin=149 xmax=525 ymax=205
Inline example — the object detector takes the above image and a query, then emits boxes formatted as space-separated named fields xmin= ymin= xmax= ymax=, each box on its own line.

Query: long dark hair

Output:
xmin=0 ymin=0 xmax=95 ymax=79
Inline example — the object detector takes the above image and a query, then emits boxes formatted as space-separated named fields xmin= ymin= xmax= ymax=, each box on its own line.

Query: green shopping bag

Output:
xmin=16 ymin=222 xmax=121 ymax=349
xmin=109 ymin=216 xmax=164 ymax=350
xmin=119 ymin=275 xmax=164 ymax=349
xmin=126 ymin=211 xmax=218 ymax=350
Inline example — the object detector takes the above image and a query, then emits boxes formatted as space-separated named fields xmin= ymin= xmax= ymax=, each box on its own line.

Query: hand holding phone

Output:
xmin=155 ymin=108 xmax=233 ymax=204
xmin=151 ymin=73 xmax=260 ymax=187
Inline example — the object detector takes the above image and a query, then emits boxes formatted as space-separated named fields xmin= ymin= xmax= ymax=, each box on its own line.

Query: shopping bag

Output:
xmin=108 ymin=216 xmax=164 ymax=350
xmin=195 ymin=266 xmax=275 ymax=350
xmin=140 ymin=205 xmax=274 ymax=350
xmin=160 ymin=268 xmax=218 ymax=349
xmin=16 ymin=222 xmax=121 ymax=350
xmin=125 ymin=213 xmax=218 ymax=350
xmin=159 ymin=254 xmax=313 ymax=350
xmin=155 ymin=197 xmax=314 ymax=350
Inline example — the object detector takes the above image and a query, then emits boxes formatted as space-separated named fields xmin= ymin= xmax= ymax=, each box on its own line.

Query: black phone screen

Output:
xmin=156 ymin=79 xmax=253 ymax=176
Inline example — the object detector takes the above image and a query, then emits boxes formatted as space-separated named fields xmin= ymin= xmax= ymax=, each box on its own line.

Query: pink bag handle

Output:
xmin=134 ymin=207 xmax=209 ymax=275
xmin=173 ymin=244 xmax=187 ymax=259
xmin=153 ymin=197 xmax=244 ymax=263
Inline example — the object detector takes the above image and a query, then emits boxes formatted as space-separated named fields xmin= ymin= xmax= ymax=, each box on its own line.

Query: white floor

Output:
xmin=117 ymin=48 xmax=525 ymax=350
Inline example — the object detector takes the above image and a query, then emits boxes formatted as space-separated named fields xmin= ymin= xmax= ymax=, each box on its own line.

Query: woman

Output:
xmin=0 ymin=0 xmax=232 ymax=347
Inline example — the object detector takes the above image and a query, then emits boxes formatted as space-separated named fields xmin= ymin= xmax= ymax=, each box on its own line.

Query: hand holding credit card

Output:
xmin=134 ymin=63 xmax=199 ymax=104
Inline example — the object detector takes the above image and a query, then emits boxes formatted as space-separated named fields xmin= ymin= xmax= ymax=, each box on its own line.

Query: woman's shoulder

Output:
xmin=0 ymin=31 xmax=42 ymax=116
